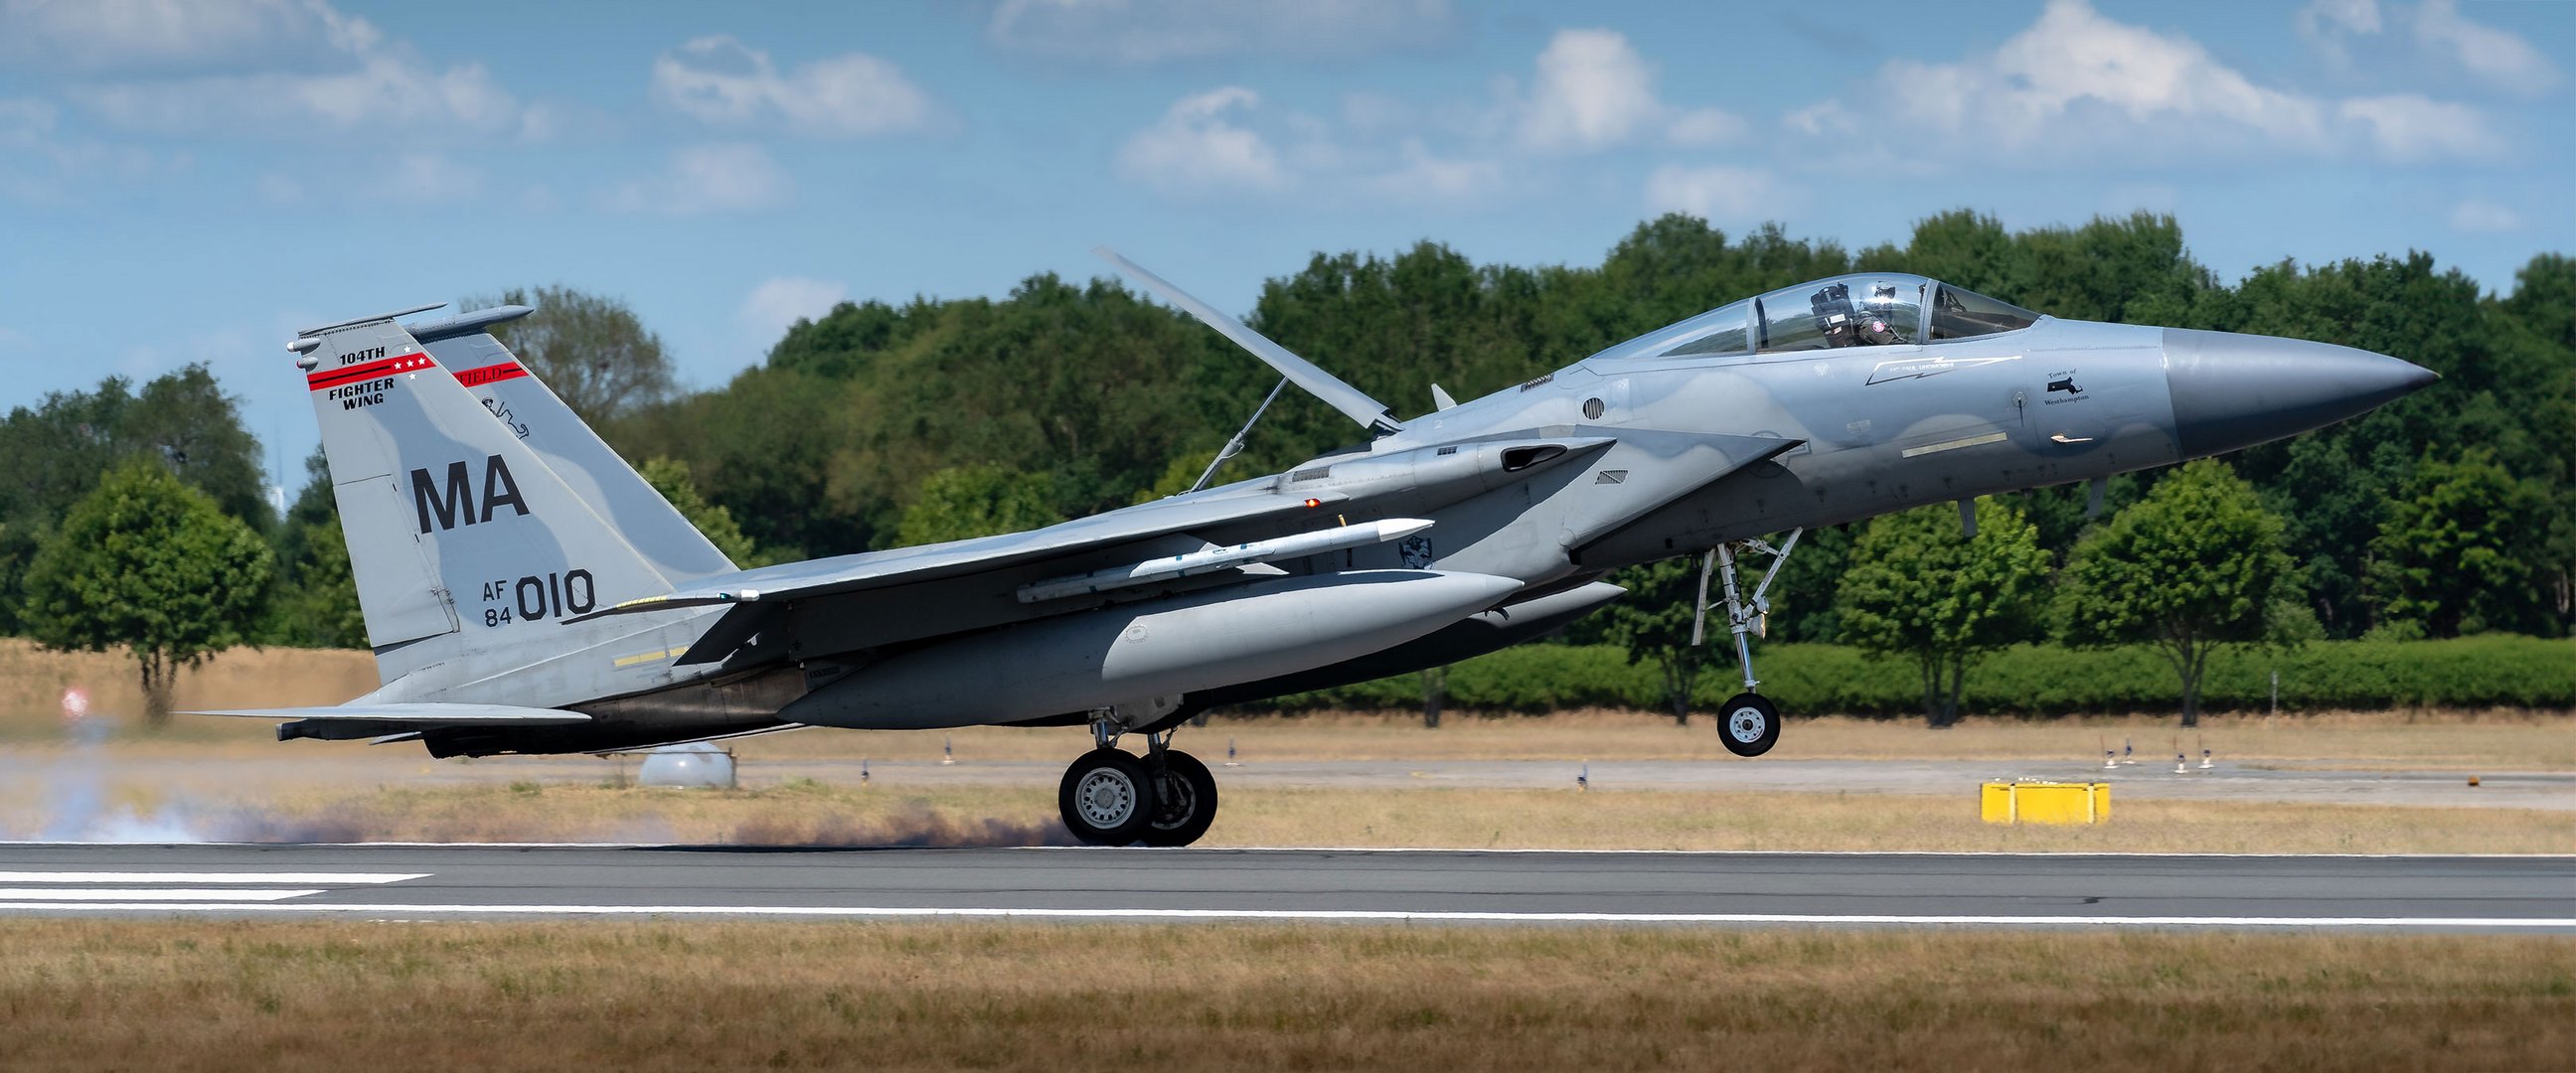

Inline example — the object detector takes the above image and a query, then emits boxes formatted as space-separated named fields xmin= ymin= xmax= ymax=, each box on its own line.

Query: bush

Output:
xmin=1238 ymin=637 xmax=2576 ymax=717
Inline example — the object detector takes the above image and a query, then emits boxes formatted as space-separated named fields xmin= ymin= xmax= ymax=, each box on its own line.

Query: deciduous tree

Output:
xmin=1594 ymin=556 xmax=1709 ymax=725
xmin=21 ymin=461 xmax=273 ymax=724
xmin=640 ymin=457 xmax=766 ymax=566
xmin=471 ymin=285 xmax=675 ymax=423
xmin=2367 ymin=450 xmax=2546 ymax=637
xmin=894 ymin=465 xmax=1060 ymax=547
xmin=1838 ymin=498 xmax=2053 ymax=727
xmin=2058 ymin=460 xmax=2304 ymax=726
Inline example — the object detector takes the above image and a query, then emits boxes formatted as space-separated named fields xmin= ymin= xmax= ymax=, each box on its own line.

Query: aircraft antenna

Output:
xmin=1188 ymin=376 xmax=1289 ymax=494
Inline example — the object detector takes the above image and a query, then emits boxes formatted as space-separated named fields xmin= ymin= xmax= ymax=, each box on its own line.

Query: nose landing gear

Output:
xmin=1692 ymin=530 xmax=1801 ymax=758
xmin=1057 ymin=714 xmax=1219 ymax=846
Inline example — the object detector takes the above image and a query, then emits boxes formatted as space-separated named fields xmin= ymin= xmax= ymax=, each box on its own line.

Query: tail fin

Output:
xmin=296 ymin=310 xmax=675 ymax=684
xmin=407 ymin=306 xmax=738 ymax=582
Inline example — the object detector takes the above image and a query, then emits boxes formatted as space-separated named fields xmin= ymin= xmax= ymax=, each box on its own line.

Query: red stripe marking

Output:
xmin=308 ymin=352 xmax=437 ymax=391
xmin=455 ymin=362 xmax=529 ymax=388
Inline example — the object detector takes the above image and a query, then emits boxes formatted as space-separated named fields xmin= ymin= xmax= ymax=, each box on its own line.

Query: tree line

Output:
xmin=1 ymin=212 xmax=2565 ymax=722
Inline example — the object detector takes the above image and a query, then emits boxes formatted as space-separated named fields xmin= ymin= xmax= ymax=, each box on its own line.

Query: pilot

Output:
xmin=1853 ymin=282 xmax=1905 ymax=346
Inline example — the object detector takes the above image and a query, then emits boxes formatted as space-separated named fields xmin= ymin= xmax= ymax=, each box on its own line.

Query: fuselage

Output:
xmin=368 ymin=275 xmax=2434 ymax=756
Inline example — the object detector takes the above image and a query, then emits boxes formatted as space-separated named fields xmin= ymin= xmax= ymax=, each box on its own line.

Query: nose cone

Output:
xmin=2163 ymin=329 xmax=2438 ymax=458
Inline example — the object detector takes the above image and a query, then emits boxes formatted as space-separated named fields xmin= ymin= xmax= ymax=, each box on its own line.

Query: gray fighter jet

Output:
xmin=206 ymin=257 xmax=2435 ymax=845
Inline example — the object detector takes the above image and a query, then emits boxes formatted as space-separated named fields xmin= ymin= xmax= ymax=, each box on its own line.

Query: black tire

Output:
xmin=1141 ymin=750 xmax=1219 ymax=847
xmin=1716 ymin=692 xmax=1781 ymax=757
xmin=1058 ymin=747 xmax=1159 ymax=845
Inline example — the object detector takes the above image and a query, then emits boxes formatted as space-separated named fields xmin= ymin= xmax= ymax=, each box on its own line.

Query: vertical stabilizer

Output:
xmin=409 ymin=308 xmax=738 ymax=582
xmin=297 ymin=315 xmax=676 ymax=685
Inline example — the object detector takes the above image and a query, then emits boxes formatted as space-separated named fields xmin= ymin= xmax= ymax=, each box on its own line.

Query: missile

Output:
xmin=1017 ymin=518 xmax=1435 ymax=603
xmin=786 ymin=568 xmax=1523 ymax=731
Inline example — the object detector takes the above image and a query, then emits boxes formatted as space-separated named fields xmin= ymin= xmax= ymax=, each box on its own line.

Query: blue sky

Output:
xmin=2 ymin=0 xmax=2568 ymax=504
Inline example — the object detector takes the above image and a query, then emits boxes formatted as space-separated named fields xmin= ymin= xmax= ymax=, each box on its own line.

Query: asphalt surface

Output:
xmin=0 ymin=843 xmax=2566 ymax=930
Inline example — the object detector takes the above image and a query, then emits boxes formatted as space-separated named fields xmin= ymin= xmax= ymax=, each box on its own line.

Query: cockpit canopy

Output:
xmin=1593 ymin=273 xmax=2041 ymax=362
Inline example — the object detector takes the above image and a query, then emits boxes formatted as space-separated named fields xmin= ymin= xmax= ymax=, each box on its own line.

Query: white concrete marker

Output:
xmin=0 ymin=872 xmax=427 ymax=884
xmin=0 ymin=888 xmax=324 ymax=901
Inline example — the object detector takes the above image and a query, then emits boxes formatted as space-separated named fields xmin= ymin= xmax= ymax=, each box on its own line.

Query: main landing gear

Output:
xmin=1057 ymin=715 xmax=1219 ymax=846
xmin=1691 ymin=529 xmax=1801 ymax=758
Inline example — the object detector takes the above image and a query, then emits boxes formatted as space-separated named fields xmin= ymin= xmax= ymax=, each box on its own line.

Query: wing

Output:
xmin=566 ymin=481 xmax=1355 ymax=664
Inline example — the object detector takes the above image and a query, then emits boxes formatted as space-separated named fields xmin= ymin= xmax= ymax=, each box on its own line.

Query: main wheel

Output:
xmin=1058 ymin=747 xmax=1158 ymax=845
xmin=1716 ymin=692 xmax=1781 ymax=757
xmin=1141 ymin=750 xmax=1219 ymax=847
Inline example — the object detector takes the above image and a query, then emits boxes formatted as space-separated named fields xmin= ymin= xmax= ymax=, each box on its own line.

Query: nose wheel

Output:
xmin=1692 ymin=531 xmax=1800 ymax=758
xmin=1716 ymin=693 xmax=1780 ymax=757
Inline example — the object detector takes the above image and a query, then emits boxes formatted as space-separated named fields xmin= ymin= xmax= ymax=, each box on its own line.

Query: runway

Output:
xmin=0 ymin=843 xmax=2566 ymax=930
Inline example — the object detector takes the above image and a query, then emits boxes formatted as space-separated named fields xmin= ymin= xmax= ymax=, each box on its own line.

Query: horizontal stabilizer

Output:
xmin=189 ymin=702 xmax=591 ymax=725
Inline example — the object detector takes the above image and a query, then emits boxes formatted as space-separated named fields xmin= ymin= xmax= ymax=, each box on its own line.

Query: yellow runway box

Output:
xmin=1981 ymin=782 xmax=2111 ymax=825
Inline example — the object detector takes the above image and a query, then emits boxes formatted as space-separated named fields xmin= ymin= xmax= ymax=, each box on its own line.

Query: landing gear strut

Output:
xmin=1057 ymin=713 xmax=1219 ymax=846
xmin=1692 ymin=529 xmax=1801 ymax=758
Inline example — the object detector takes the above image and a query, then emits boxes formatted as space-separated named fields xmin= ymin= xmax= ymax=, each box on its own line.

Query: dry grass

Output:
xmin=0 ymin=639 xmax=373 ymax=743
xmin=0 ymin=921 xmax=2565 ymax=1072
xmin=97 ymin=781 xmax=2573 ymax=854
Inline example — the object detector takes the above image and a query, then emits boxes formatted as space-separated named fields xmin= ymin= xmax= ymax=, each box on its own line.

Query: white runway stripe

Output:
xmin=0 ymin=872 xmax=427 ymax=885
xmin=0 ymin=889 xmax=325 ymax=902
xmin=0 ymin=902 xmax=2564 ymax=928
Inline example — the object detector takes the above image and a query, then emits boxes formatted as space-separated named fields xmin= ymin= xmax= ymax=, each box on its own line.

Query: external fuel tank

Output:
xmin=781 ymin=569 xmax=1522 ymax=730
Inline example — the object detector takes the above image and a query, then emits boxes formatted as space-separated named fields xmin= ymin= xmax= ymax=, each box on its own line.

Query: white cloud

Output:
xmin=42 ymin=0 xmax=545 ymax=142
xmin=1116 ymin=87 xmax=1290 ymax=196
xmin=0 ymin=93 xmax=176 ymax=203
xmin=1666 ymin=107 xmax=1745 ymax=147
xmin=1789 ymin=0 xmax=2505 ymax=168
xmin=1906 ymin=0 xmax=2325 ymax=147
xmin=0 ymin=0 xmax=372 ymax=73
xmin=75 ymin=56 xmax=527 ymax=140
xmin=2335 ymin=94 xmax=2501 ymax=161
xmin=372 ymin=151 xmax=484 ymax=204
xmin=2447 ymin=198 xmax=2521 ymax=232
xmin=2414 ymin=0 xmax=2559 ymax=97
xmin=652 ymin=36 xmax=939 ymax=138
xmin=1367 ymin=139 xmax=1504 ymax=205
xmin=739 ymin=276 xmax=849 ymax=345
xmin=604 ymin=143 xmax=794 ymax=215
xmin=1513 ymin=29 xmax=1739 ymax=153
xmin=986 ymin=0 xmax=1454 ymax=64
xmin=2296 ymin=0 xmax=2382 ymax=62
xmin=15 ymin=0 xmax=554 ymax=142
xmin=1516 ymin=30 xmax=1657 ymax=152
xmin=1643 ymin=164 xmax=1790 ymax=228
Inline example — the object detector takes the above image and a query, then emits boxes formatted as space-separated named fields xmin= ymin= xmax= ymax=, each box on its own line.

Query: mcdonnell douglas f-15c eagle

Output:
xmin=206 ymin=253 xmax=2435 ymax=845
